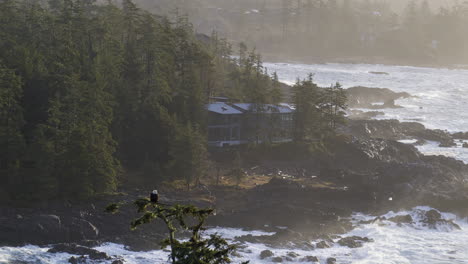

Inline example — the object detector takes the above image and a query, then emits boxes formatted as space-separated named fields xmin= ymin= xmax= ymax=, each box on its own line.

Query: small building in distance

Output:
xmin=207 ymin=100 xmax=294 ymax=147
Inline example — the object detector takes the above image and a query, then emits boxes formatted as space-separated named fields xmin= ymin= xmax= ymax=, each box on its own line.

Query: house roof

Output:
xmin=232 ymin=103 xmax=294 ymax=114
xmin=207 ymin=103 xmax=243 ymax=114
xmin=207 ymin=102 xmax=294 ymax=115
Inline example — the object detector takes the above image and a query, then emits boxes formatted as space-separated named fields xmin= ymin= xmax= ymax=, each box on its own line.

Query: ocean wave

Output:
xmin=264 ymin=62 xmax=468 ymax=133
xmin=2 ymin=207 xmax=467 ymax=264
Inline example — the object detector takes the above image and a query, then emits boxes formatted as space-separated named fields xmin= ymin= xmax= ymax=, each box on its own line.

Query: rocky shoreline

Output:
xmin=2 ymin=87 xmax=468 ymax=262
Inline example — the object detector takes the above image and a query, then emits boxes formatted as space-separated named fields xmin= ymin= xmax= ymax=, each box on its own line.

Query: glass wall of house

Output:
xmin=207 ymin=113 xmax=241 ymax=142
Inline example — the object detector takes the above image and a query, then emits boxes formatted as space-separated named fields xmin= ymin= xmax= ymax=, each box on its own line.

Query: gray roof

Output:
xmin=207 ymin=102 xmax=294 ymax=115
xmin=207 ymin=103 xmax=243 ymax=114
xmin=233 ymin=103 xmax=294 ymax=114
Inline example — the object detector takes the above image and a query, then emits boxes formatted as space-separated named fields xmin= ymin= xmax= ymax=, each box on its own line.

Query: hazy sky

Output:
xmin=390 ymin=0 xmax=457 ymax=11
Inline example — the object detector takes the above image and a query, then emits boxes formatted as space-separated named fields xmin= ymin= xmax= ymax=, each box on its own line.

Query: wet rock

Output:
xmin=68 ymin=256 xmax=87 ymax=264
xmin=48 ymin=243 xmax=110 ymax=260
xmin=414 ymin=139 xmax=426 ymax=145
xmin=422 ymin=210 xmax=461 ymax=230
xmin=272 ymin=256 xmax=283 ymax=263
xmin=316 ymin=240 xmax=332 ymax=249
xmin=340 ymin=119 xmax=455 ymax=148
xmin=346 ymin=86 xmax=410 ymax=109
xmin=296 ymin=241 xmax=315 ymax=250
xmin=327 ymin=257 xmax=337 ymax=264
xmin=119 ymin=235 xmax=162 ymax=251
xmin=24 ymin=214 xmax=64 ymax=242
xmin=287 ymin=251 xmax=299 ymax=258
xmin=301 ymin=256 xmax=319 ymax=262
xmin=69 ymin=218 xmax=99 ymax=241
xmin=388 ymin=215 xmax=413 ymax=224
xmin=463 ymin=143 xmax=468 ymax=148
xmin=77 ymin=240 xmax=101 ymax=248
xmin=425 ymin=210 xmax=442 ymax=224
xmin=36 ymin=215 xmax=61 ymax=228
xmin=111 ymin=259 xmax=125 ymax=264
xmin=348 ymin=110 xmax=385 ymax=120
xmin=260 ymin=249 xmax=274 ymax=259
xmin=452 ymin=132 xmax=468 ymax=140
xmin=439 ymin=141 xmax=457 ymax=147
xmin=338 ymin=236 xmax=373 ymax=248
xmin=369 ymin=71 xmax=389 ymax=75
xmin=89 ymin=250 xmax=110 ymax=260
xmin=236 ymin=227 xmax=309 ymax=249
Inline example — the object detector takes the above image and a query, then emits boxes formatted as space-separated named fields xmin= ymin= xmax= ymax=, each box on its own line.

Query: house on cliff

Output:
xmin=207 ymin=101 xmax=294 ymax=147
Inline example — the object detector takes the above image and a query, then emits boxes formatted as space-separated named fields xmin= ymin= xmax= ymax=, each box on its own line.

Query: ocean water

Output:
xmin=264 ymin=62 xmax=468 ymax=133
xmin=415 ymin=140 xmax=468 ymax=164
xmin=1 ymin=207 xmax=467 ymax=264
xmin=264 ymin=62 xmax=468 ymax=164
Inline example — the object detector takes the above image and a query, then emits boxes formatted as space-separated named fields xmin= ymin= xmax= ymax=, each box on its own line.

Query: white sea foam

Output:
xmin=416 ymin=140 xmax=468 ymax=164
xmin=2 ymin=208 xmax=468 ymax=264
xmin=264 ymin=62 xmax=468 ymax=133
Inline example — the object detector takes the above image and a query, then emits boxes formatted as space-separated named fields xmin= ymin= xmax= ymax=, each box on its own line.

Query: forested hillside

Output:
xmin=0 ymin=0 xmax=284 ymax=202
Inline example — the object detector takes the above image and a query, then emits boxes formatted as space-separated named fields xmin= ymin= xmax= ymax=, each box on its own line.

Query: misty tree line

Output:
xmin=0 ymin=0 xmax=346 ymax=202
xmin=293 ymin=75 xmax=347 ymax=142
xmin=150 ymin=0 xmax=468 ymax=64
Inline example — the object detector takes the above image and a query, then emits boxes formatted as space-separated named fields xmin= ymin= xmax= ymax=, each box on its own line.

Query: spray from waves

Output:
xmin=264 ymin=62 xmax=468 ymax=133
xmin=1 ymin=207 xmax=467 ymax=264
xmin=415 ymin=140 xmax=468 ymax=164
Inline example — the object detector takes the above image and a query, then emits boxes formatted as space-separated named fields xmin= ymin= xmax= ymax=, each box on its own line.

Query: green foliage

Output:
xmin=292 ymin=74 xmax=321 ymax=141
xmin=293 ymin=76 xmax=347 ymax=142
xmin=319 ymin=82 xmax=347 ymax=131
xmin=0 ymin=64 xmax=25 ymax=198
xmin=169 ymin=124 xmax=208 ymax=190
xmin=0 ymin=0 xmax=285 ymax=202
xmin=105 ymin=203 xmax=120 ymax=214
xmin=110 ymin=198 xmax=247 ymax=264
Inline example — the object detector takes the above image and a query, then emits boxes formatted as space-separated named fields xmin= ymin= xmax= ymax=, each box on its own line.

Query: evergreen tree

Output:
xmin=319 ymin=82 xmax=347 ymax=131
xmin=0 ymin=0 xmax=294 ymax=202
xmin=270 ymin=72 xmax=283 ymax=105
xmin=292 ymin=74 xmax=322 ymax=141
xmin=107 ymin=200 xmax=248 ymax=264
xmin=170 ymin=124 xmax=208 ymax=190
xmin=0 ymin=65 xmax=25 ymax=199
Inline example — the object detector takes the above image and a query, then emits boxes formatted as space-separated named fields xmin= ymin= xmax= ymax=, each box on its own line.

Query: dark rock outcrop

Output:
xmin=340 ymin=119 xmax=455 ymax=147
xmin=48 ymin=243 xmax=110 ymax=260
xmin=388 ymin=215 xmax=413 ymax=224
xmin=337 ymin=236 xmax=373 ymax=248
xmin=259 ymin=250 xmax=274 ymax=259
xmin=348 ymin=110 xmax=385 ymax=120
xmin=302 ymin=256 xmax=319 ymax=262
xmin=421 ymin=210 xmax=461 ymax=230
xmin=369 ymin=71 xmax=389 ymax=75
xmin=316 ymin=241 xmax=332 ymax=249
xmin=68 ymin=256 xmax=87 ymax=264
xmin=452 ymin=132 xmax=468 ymax=140
xmin=346 ymin=86 xmax=410 ymax=109
xmin=287 ymin=251 xmax=299 ymax=258
xmin=327 ymin=257 xmax=337 ymax=264
xmin=272 ymin=256 xmax=284 ymax=263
